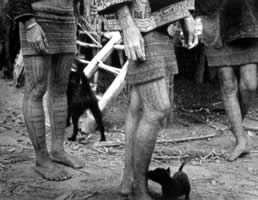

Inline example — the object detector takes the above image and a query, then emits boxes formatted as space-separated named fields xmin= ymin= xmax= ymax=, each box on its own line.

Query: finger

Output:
xmin=140 ymin=38 xmax=145 ymax=60
xmin=135 ymin=44 xmax=144 ymax=61
xmin=124 ymin=41 xmax=131 ymax=60
xmin=39 ymin=41 xmax=48 ymax=53
xmin=187 ymin=33 xmax=193 ymax=49
xmin=188 ymin=34 xmax=199 ymax=49
xmin=129 ymin=45 xmax=137 ymax=61
xmin=41 ymin=31 xmax=49 ymax=49
xmin=34 ymin=40 xmax=41 ymax=52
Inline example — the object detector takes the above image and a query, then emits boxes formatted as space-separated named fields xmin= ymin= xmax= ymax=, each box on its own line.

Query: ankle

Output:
xmin=35 ymin=151 xmax=51 ymax=165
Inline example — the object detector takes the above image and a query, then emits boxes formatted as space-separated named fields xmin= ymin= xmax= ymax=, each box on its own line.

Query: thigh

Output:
xmin=48 ymin=54 xmax=74 ymax=86
xmin=24 ymin=55 xmax=50 ymax=95
xmin=137 ymin=78 xmax=170 ymax=113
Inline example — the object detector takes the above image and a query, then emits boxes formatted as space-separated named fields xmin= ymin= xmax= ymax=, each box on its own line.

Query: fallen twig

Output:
xmin=55 ymin=191 xmax=76 ymax=200
xmin=156 ymin=133 xmax=219 ymax=144
xmin=151 ymin=158 xmax=164 ymax=164
xmin=78 ymin=191 xmax=98 ymax=200
xmin=153 ymin=155 xmax=184 ymax=160
xmin=178 ymin=110 xmax=227 ymax=133
xmin=93 ymin=146 xmax=106 ymax=154
xmin=0 ymin=163 xmax=6 ymax=169
xmin=94 ymin=141 xmax=123 ymax=148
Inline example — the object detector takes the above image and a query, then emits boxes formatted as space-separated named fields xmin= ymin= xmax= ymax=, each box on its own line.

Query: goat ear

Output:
xmin=167 ymin=167 xmax=171 ymax=175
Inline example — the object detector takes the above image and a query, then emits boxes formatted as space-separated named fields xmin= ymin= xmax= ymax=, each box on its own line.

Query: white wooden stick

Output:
xmin=76 ymin=40 xmax=102 ymax=48
xmin=83 ymin=32 xmax=122 ymax=79
xmin=98 ymin=60 xmax=128 ymax=111
xmin=81 ymin=61 xmax=129 ymax=132
xmin=97 ymin=60 xmax=121 ymax=75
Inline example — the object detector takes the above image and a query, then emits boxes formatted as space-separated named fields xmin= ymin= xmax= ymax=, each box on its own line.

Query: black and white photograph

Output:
xmin=0 ymin=0 xmax=257 ymax=199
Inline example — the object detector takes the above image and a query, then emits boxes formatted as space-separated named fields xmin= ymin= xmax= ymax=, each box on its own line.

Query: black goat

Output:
xmin=66 ymin=65 xmax=106 ymax=142
xmin=148 ymin=161 xmax=191 ymax=200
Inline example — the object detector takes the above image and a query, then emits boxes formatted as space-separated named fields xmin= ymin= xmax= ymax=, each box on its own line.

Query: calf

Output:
xmin=66 ymin=65 xmax=106 ymax=142
xmin=148 ymin=161 xmax=191 ymax=200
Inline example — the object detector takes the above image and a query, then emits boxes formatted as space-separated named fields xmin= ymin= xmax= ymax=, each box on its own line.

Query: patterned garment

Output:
xmin=206 ymin=38 xmax=258 ymax=67
xmin=98 ymin=0 xmax=193 ymax=32
xmin=126 ymin=31 xmax=177 ymax=85
xmin=197 ymin=0 xmax=258 ymax=45
xmin=197 ymin=0 xmax=258 ymax=67
xmin=19 ymin=6 xmax=76 ymax=55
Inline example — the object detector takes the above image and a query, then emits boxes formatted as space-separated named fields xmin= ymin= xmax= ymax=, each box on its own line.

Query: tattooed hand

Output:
xmin=116 ymin=5 xmax=145 ymax=61
xmin=181 ymin=15 xmax=198 ymax=49
xmin=26 ymin=21 xmax=48 ymax=53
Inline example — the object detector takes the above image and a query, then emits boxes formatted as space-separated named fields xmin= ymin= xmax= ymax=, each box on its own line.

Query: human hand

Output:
xmin=122 ymin=23 xmax=145 ymax=61
xmin=26 ymin=21 xmax=48 ymax=53
xmin=181 ymin=15 xmax=198 ymax=49
xmin=116 ymin=5 xmax=145 ymax=61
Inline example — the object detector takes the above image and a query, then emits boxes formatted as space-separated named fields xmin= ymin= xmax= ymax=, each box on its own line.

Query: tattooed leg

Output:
xmin=23 ymin=55 xmax=71 ymax=181
xmin=238 ymin=64 xmax=257 ymax=119
xmin=119 ymin=87 xmax=142 ymax=196
xmin=131 ymin=78 xmax=171 ymax=200
xmin=48 ymin=53 xmax=84 ymax=169
xmin=218 ymin=66 xmax=251 ymax=161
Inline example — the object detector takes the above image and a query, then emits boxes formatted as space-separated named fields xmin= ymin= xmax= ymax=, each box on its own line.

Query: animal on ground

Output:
xmin=148 ymin=160 xmax=191 ymax=200
xmin=66 ymin=63 xmax=106 ymax=142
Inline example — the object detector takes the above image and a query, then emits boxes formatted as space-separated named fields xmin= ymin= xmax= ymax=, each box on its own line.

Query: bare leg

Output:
xmin=238 ymin=64 xmax=257 ymax=118
xmin=119 ymin=87 xmax=142 ymax=196
xmin=218 ymin=66 xmax=250 ymax=161
xmin=47 ymin=54 xmax=84 ymax=168
xmin=23 ymin=55 xmax=71 ymax=181
xmin=132 ymin=79 xmax=171 ymax=200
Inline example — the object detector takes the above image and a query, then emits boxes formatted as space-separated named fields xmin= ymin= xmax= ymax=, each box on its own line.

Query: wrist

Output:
xmin=24 ymin=18 xmax=37 ymax=29
xmin=116 ymin=5 xmax=136 ymax=29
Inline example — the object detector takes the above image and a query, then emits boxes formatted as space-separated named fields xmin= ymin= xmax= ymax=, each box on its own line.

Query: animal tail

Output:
xmin=178 ymin=157 xmax=192 ymax=171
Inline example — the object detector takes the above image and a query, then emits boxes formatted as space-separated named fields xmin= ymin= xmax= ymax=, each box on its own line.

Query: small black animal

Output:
xmin=148 ymin=161 xmax=191 ymax=200
xmin=66 ymin=65 xmax=106 ymax=142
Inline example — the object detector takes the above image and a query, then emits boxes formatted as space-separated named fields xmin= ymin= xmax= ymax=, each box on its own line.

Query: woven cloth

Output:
xmin=126 ymin=31 xmax=177 ymax=85
xmin=20 ymin=6 xmax=76 ymax=55
xmin=206 ymin=38 xmax=258 ymax=67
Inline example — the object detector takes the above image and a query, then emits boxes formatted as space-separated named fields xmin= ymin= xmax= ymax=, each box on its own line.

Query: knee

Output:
xmin=143 ymin=104 xmax=171 ymax=124
xmin=220 ymin=77 xmax=238 ymax=95
xmin=25 ymin=82 xmax=47 ymax=100
xmin=128 ymin=102 xmax=142 ymax=117
xmin=240 ymin=78 xmax=257 ymax=92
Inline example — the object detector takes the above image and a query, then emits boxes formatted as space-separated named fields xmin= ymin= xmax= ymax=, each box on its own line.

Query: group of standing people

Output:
xmin=7 ymin=0 xmax=258 ymax=199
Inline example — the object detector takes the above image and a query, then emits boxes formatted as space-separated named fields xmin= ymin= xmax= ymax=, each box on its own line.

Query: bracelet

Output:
xmin=26 ymin=22 xmax=37 ymax=30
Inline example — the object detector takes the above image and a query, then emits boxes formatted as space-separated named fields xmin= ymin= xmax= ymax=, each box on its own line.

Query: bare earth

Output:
xmin=0 ymin=77 xmax=258 ymax=200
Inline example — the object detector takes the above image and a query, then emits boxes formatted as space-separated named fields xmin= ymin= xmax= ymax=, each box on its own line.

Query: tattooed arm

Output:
xmin=116 ymin=5 xmax=145 ymax=61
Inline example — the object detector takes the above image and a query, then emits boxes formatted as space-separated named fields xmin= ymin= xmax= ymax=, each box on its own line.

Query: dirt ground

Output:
xmin=0 ymin=74 xmax=258 ymax=200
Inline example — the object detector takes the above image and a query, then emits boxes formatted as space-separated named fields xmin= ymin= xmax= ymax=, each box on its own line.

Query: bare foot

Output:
xmin=33 ymin=160 xmax=72 ymax=181
xmin=51 ymin=151 xmax=85 ymax=169
xmin=119 ymin=178 xmax=133 ymax=196
xmin=224 ymin=138 xmax=250 ymax=162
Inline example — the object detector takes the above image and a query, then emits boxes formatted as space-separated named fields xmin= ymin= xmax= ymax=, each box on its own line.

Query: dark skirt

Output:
xmin=206 ymin=38 xmax=258 ymax=67
xmin=126 ymin=31 xmax=177 ymax=85
xmin=20 ymin=6 xmax=76 ymax=55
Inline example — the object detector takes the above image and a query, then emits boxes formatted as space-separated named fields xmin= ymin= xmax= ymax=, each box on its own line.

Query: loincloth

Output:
xmin=20 ymin=6 xmax=76 ymax=55
xmin=126 ymin=31 xmax=177 ymax=85
xmin=206 ymin=38 xmax=258 ymax=67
